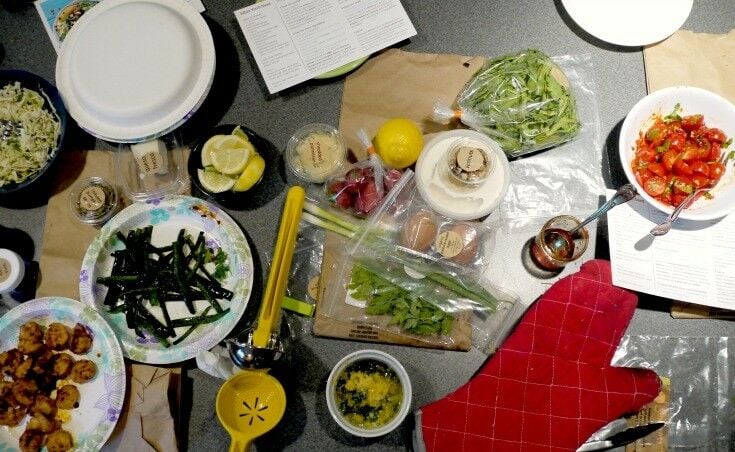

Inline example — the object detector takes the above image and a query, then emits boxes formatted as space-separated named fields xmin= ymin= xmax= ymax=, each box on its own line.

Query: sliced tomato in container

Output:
xmin=644 ymin=176 xmax=667 ymax=197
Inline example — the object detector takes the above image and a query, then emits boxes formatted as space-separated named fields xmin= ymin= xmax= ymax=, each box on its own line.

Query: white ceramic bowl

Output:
xmin=326 ymin=349 xmax=412 ymax=438
xmin=619 ymin=86 xmax=735 ymax=221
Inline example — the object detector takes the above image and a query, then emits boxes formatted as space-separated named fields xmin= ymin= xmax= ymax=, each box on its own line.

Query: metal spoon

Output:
xmin=547 ymin=184 xmax=637 ymax=255
xmin=649 ymin=187 xmax=709 ymax=236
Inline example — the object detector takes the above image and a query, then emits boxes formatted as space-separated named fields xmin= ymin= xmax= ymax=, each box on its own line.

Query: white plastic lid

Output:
xmin=0 ymin=249 xmax=24 ymax=294
xmin=416 ymin=129 xmax=510 ymax=221
xmin=55 ymin=0 xmax=215 ymax=142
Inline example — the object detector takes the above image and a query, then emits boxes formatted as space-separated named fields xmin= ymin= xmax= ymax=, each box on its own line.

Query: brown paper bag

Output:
xmin=644 ymin=29 xmax=735 ymax=318
xmin=338 ymin=48 xmax=485 ymax=157
xmin=312 ymin=231 xmax=472 ymax=351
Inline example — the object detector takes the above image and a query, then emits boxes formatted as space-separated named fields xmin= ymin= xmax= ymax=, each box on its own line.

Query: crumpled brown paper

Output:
xmin=644 ymin=29 xmax=735 ymax=319
xmin=103 ymin=365 xmax=180 ymax=452
xmin=37 ymin=149 xmax=181 ymax=450
xmin=338 ymin=48 xmax=485 ymax=157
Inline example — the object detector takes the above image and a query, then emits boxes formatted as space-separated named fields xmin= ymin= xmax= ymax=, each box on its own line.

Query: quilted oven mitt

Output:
xmin=417 ymin=260 xmax=661 ymax=451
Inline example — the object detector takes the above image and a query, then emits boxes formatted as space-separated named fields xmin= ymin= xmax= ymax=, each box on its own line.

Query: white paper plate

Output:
xmin=561 ymin=0 xmax=693 ymax=47
xmin=79 ymin=195 xmax=254 ymax=364
xmin=55 ymin=0 xmax=215 ymax=142
xmin=0 ymin=297 xmax=126 ymax=452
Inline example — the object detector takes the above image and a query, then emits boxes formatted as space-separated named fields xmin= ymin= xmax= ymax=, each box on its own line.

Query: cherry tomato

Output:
xmin=662 ymin=150 xmax=679 ymax=171
xmin=672 ymin=176 xmax=693 ymax=195
xmin=690 ymin=161 xmax=709 ymax=177
xmin=709 ymin=142 xmax=722 ymax=162
xmin=672 ymin=193 xmax=689 ymax=207
xmin=647 ymin=162 xmax=667 ymax=178
xmin=680 ymin=144 xmax=699 ymax=162
xmin=705 ymin=127 xmax=727 ymax=144
xmin=682 ymin=114 xmax=704 ymax=131
xmin=634 ymin=169 xmax=654 ymax=187
xmin=645 ymin=124 xmax=667 ymax=145
xmin=637 ymin=146 xmax=657 ymax=163
xmin=673 ymin=160 xmax=693 ymax=177
xmin=668 ymin=132 xmax=687 ymax=150
xmin=708 ymin=162 xmax=725 ymax=180
xmin=644 ymin=176 xmax=667 ymax=197
xmin=692 ymin=174 xmax=709 ymax=188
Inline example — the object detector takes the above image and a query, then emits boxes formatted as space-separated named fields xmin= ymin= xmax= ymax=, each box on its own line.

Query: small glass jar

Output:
xmin=529 ymin=215 xmax=589 ymax=272
xmin=285 ymin=123 xmax=347 ymax=183
xmin=444 ymin=138 xmax=493 ymax=188
xmin=69 ymin=176 xmax=119 ymax=226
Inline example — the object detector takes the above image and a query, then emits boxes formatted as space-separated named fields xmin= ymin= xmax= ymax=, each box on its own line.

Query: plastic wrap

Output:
xmin=318 ymin=171 xmax=520 ymax=352
xmin=495 ymin=53 xmax=604 ymax=233
xmin=612 ymin=336 xmax=735 ymax=450
xmin=323 ymin=160 xmax=402 ymax=218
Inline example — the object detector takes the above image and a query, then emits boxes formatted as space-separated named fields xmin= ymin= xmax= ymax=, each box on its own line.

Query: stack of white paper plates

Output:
xmin=561 ymin=0 xmax=693 ymax=47
xmin=56 ymin=0 xmax=215 ymax=142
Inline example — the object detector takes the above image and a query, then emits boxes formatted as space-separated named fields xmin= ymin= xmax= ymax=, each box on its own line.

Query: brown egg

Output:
xmin=401 ymin=211 xmax=438 ymax=252
xmin=449 ymin=223 xmax=480 ymax=265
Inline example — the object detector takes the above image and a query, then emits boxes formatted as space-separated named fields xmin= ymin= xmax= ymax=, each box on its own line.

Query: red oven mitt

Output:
xmin=417 ymin=260 xmax=660 ymax=452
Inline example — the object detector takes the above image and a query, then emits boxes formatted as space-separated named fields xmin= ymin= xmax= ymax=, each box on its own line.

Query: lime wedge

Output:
xmin=197 ymin=168 xmax=236 ymax=193
xmin=233 ymin=153 xmax=265 ymax=192
xmin=231 ymin=126 xmax=250 ymax=142
xmin=210 ymin=136 xmax=253 ymax=175
xmin=201 ymin=134 xmax=225 ymax=167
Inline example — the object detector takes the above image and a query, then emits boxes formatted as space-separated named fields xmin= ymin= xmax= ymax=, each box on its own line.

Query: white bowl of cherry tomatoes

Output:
xmin=620 ymin=86 xmax=735 ymax=221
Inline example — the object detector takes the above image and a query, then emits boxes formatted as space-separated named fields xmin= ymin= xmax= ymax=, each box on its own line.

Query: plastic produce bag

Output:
xmin=434 ymin=49 xmax=581 ymax=158
xmin=612 ymin=336 xmax=735 ymax=450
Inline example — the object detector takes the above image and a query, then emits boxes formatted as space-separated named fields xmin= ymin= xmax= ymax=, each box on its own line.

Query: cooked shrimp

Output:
xmin=55 ymin=384 xmax=80 ymax=410
xmin=18 ymin=322 xmax=45 ymax=355
xmin=70 ymin=359 xmax=96 ymax=383
xmin=0 ymin=348 xmax=22 ymax=375
xmin=44 ymin=323 xmax=71 ymax=351
xmin=51 ymin=353 xmax=74 ymax=379
xmin=0 ymin=406 xmax=25 ymax=426
xmin=14 ymin=356 xmax=33 ymax=379
xmin=46 ymin=429 xmax=73 ymax=452
xmin=19 ymin=429 xmax=44 ymax=452
xmin=31 ymin=349 xmax=54 ymax=375
xmin=31 ymin=394 xmax=57 ymax=418
xmin=69 ymin=324 xmax=93 ymax=354
xmin=27 ymin=412 xmax=58 ymax=433
xmin=12 ymin=379 xmax=38 ymax=407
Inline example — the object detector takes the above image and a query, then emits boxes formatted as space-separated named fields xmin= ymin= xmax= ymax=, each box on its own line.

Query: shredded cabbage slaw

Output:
xmin=0 ymin=82 xmax=61 ymax=187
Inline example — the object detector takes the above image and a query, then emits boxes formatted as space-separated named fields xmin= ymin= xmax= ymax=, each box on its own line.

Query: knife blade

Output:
xmin=577 ymin=422 xmax=665 ymax=451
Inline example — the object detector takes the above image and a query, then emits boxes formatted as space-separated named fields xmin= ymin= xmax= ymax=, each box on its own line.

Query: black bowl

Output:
xmin=0 ymin=69 xmax=68 ymax=196
xmin=187 ymin=124 xmax=286 ymax=210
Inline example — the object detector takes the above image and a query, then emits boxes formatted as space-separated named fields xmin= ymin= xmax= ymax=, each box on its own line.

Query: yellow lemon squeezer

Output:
xmin=216 ymin=186 xmax=305 ymax=451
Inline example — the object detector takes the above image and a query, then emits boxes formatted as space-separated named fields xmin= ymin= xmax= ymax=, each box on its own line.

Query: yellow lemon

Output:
xmin=210 ymin=135 xmax=254 ymax=175
xmin=201 ymin=134 xmax=226 ymax=167
xmin=231 ymin=126 xmax=251 ymax=142
xmin=374 ymin=118 xmax=424 ymax=169
xmin=197 ymin=168 xmax=236 ymax=193
xmin=233 ymin=153 xmax=266 ymax=192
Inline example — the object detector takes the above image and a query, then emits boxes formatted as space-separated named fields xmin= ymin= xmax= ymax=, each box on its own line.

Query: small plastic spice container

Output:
xmin=69 ymin=176 xmax=119 ymax=226
xmin=0 ymin=249 xmax=24 ymax=297
xmin=285 ymin=123 xmax=347 ymax=183
xmin=444 ymin=138 xmax=493 ymax=188
xmin=116 ymin=132 xmax=187 ymax=201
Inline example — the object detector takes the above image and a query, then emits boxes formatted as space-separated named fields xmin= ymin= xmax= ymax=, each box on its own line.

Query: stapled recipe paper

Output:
xmin=234 ymin=0 xmax=417 ymax=94
xmin=35 ymin=0 xmax=206 ymax=52
xmin=607 ymin=189 xmax=735 ymax=310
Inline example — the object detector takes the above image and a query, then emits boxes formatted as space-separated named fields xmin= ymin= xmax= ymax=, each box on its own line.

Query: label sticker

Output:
xmin=307 ymin=276 xmax=321 ymax=300
xmin=0 ymin=258 xmax=10 ymax=283
xmin=78 ymin=186 xmax=106 ymax=212
xmin=456 ymin=146 xmax=485 ymax=172
xmin=435 ymin=230 xmax=464 ymax=258
xmin=299 ymin=135 xmax=328 ymax=171
xmin=131 ymin=140 xmax=168 ymax=176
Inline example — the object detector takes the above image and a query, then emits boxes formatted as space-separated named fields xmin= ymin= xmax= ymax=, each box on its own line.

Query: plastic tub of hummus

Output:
xmin=285 ymin=123 xmax=347 ymax=183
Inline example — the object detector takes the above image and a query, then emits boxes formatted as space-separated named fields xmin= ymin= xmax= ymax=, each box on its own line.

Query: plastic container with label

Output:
xmin=69 ymin=176 xmax=120 ymax=226
xmin=285 ymin=124 xmax=347 ymax=183
xmin=116 ymin=132 xmax=188 ymax=201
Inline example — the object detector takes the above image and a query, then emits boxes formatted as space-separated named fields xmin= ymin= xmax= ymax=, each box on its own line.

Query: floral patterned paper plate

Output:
xmin=80 ymin=195 xmax=254 ymax=364
xmin=0 ymin=297 xmax=125 ymax=452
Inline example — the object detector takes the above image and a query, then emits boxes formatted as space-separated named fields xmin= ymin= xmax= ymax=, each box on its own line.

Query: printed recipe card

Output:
xmin=235 ymin=0 xmax=417 ymax=93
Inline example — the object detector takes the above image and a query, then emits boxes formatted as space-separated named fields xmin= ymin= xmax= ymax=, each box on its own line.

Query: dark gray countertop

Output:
xmin=1 ymin=0 xmax=734 ymax=450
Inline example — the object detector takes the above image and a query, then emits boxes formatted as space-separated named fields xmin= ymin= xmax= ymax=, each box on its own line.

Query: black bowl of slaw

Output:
xmin=0 ymin=69 xmax=68 ymax=196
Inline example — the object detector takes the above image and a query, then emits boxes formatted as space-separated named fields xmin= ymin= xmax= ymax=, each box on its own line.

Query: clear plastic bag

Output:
xmin=434 ymin=49 xmax=582 ymax=158
xmin=317 ymin=170 xmax=521 ymax=352
xmin=612 ymin=336 xmax=735 ymax=450
xmin=323 ymin=160 xmax=402 ymax=218
xmin=494 ymin=53 xmax=605 ymax=233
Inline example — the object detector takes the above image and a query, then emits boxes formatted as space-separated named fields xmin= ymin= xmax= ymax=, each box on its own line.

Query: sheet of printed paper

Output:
xmin=35 ymin=0 xmax=206 ymax=53
xmin=234 ymin=0 xmax=417 ymax=94
xmin=607 ymin=189 xmax=735 ymax=310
